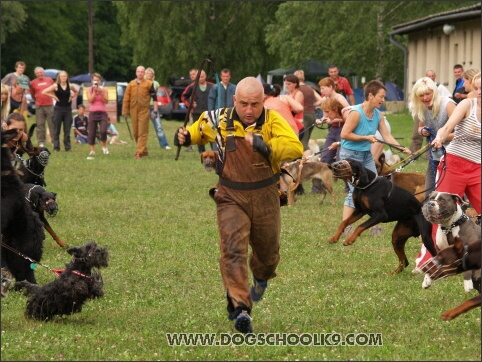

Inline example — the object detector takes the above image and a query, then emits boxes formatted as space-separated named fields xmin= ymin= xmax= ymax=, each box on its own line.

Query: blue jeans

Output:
xmin=150 ymin=107 xmax=170 ymax=148
xmin=339 ymin=148 xmax=377 ymax=208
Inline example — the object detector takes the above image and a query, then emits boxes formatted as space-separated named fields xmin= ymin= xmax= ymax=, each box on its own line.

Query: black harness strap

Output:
xmin=441 ymin=214 xmax=469 ymax=234
xmin=219 ymin=174 xmax=279 ymax=191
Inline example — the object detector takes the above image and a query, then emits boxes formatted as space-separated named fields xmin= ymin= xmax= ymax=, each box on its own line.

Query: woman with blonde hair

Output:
xmin=42 ymin=70 xmax=79 ymax=151
xmin=409 ymin=76 xmax=456 ymax=197
xmin=462 ymin=68 xmax=480 ymax=99
xmin=144 ymin=67 xmax=171 ymax=149
xmin=1 ymin=84 xmax=11 ymax=122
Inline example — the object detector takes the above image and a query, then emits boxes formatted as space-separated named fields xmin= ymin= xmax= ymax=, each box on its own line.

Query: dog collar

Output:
xmin=441 ymin=214 xmax=469 ymax=234
xmin=72 ymin=270 xmax=93 ymax=279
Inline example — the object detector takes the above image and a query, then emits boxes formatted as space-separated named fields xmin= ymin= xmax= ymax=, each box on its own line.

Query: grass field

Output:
xmin=1 ymin=111 xmax=480 ymax=361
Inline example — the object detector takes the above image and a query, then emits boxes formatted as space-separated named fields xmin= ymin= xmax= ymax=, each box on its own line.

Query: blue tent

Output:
xmin=384 ymin=81 xmax=404 ymax=101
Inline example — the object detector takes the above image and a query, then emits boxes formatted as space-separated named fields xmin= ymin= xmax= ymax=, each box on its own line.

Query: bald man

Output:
xmin=176 ymin=77 xmax=303 ymax=333
xmin=122 ymin=66 xmax=158 ymax=159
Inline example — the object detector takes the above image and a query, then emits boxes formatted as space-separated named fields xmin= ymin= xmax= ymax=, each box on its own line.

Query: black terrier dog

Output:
xmin=17 ymin=242 xmax=109 ymax=321
xmin=1 ymin=129 xmax=45 ymax=286
xmin=23 ymin=183 xmax=68 ymax=248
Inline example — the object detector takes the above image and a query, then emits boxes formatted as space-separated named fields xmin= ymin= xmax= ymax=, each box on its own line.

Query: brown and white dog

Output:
xmin=200 ymin=151 xmax=218 ymax=172
xmin=421 ymin=191 xmax=481 ymax=292
xmin=280 ymin=159 xmax=335 ymax=206
xmin=420 ymin=237 xmax=481 ymax=321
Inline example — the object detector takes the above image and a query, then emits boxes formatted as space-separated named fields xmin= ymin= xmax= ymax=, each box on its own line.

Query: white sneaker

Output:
xmin=102 ymin=147 xmax=109 ymax=155
xmin=164 ymin=146 xmax=172 ymax=150
xmin=89 ymin=151 xmax=96 ymax=156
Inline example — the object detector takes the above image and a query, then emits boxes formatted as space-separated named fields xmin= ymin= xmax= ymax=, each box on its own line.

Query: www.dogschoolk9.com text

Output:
xmin=166 ymin=332 xmax=383 ymax=347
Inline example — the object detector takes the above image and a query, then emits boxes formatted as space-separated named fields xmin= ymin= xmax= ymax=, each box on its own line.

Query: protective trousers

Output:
xmin=214 ymin=137 xmax=281 ymax=313
xmin=131 ymin=106 xmax=150 ymax=155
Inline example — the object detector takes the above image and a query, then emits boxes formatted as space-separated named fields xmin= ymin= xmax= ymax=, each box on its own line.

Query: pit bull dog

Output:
xmin=422 ymin=191 xmax=481 ymax=292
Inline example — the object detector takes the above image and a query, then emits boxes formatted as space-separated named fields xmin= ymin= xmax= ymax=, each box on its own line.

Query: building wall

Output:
xmin=406 ymin=18 xmax=480 ymax=96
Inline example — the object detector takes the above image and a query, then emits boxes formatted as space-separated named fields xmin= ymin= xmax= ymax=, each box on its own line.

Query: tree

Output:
xmin=115 ymin=1 xmax=280 ymax=84
xmin=265 ymin=1 xmax=479 ymax=85
xmin=0 ymin=1 xmax=27 ymax=45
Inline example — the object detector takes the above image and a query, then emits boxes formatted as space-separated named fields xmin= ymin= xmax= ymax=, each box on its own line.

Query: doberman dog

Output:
xmin=420 ymin=237 xmax=481 ymax=321
xmin=328 ymin=158 xmax=436 ymax=274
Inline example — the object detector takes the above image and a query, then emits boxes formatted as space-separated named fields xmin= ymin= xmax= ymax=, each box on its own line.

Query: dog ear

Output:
xmin=378 ymin=153 xmax=385 ymax=165
xmin=66 ymin=246 xmax=81 ymax=257
xmin=451 ymin=193 xmax=469 ymax=206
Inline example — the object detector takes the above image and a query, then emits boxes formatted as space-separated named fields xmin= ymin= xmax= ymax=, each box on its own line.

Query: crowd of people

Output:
xmin=2 ymin=59 xmax=480 ymax=334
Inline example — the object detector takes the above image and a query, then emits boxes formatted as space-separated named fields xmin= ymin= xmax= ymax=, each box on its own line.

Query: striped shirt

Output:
xmin=446 ymin=98 xmax=481 ymax=164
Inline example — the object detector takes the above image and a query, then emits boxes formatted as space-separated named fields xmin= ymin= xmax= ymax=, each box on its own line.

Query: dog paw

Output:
xmin=422 ymin=274 xmax=432 ymax=289
xmin=440 ymin=311 xmax=454 ymax=321
xmin=328 ymin=237 xmax=338 ymax=244
xmin=464 ymin=279 xmax=474 ymax=293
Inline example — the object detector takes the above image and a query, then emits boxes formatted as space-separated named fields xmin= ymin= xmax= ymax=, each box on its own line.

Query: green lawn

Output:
xmin=1 ymin=111 xmax=480 ymax=361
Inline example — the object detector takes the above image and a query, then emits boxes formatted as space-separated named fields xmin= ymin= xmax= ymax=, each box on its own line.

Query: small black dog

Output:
xmin=23 ymin=183 xmax=68 ymax=248
xmin=17 ymin=242 xmax=109 ymax=321
xmin=328 ymin=158 xmax=436 ymax=274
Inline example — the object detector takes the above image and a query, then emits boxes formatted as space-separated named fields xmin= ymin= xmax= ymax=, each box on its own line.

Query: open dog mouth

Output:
xmin=204 ymin=161 xmax=215 ymax=171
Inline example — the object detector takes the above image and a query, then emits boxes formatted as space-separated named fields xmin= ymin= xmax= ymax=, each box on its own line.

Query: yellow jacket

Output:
xmin=187 ymin=108 xmax=303 ymax=173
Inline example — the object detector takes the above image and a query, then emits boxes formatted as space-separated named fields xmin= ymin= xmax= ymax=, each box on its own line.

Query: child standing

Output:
xmin=73 ymin=104 xmax=89 ymax=144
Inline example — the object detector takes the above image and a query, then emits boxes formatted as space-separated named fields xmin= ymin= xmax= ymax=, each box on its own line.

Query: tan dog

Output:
xmin=280 ymin=159 xmax=335 ymax=206
xmin=200 ymin=150 xmax=218 ymax=172
xmin=376 ymin=153 xmax=426 ymax=203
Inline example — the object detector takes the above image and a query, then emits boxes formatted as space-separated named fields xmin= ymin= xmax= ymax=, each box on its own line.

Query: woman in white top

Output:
xmin=432 ymin=72 xmax=481 ymax=214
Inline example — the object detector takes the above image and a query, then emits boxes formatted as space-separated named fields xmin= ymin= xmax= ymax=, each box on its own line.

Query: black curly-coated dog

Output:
xmin=17 ymin=241 xmax=109 ymax=321
xmin=1 ymin=129 xmax=45 ymax=287
xmin=23 ymin=183 xmax=68 ymax=248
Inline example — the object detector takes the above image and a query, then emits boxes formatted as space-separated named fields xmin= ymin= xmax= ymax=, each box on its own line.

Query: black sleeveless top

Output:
xmin=54 ymin=84 xmax=71 ymax=107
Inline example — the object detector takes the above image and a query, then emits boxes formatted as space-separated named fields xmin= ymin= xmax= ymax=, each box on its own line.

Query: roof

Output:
xmin=390 ymin=3 xmax=481 ymax=35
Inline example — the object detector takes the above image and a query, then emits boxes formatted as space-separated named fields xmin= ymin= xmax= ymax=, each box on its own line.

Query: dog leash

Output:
xmin=386 ymin=143 xmax=434 ymax=172
xmin=1 ymin=241 xmax=60 ymax=275
xmin=122 ymin=115 xmax=134 ymax=141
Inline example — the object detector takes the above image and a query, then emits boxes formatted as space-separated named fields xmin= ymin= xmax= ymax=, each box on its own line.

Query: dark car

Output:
xmin=168 ymin=76 xmax=191 ymax=120
xmin=26 ymin=93 xmax=36 ymax=116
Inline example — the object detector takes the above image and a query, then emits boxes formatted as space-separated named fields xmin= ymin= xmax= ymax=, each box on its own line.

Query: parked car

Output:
xmin=168 ymin=76 xmax=191 ymax=120
xmin=156 ymin=86 xmax=173 ymax=119
xmin=26 ymin=93 xmax=35 ymax=116
xmin=116 ymin=82 xmax=127 ymax=121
